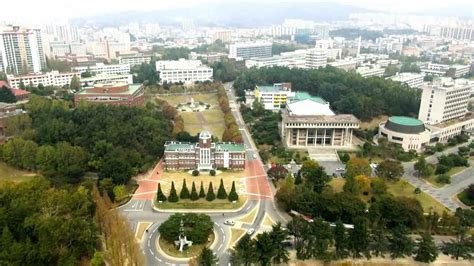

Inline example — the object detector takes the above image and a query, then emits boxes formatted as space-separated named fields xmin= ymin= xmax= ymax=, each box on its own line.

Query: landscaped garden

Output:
xmin=457 ymin=184 xmax=474 ymax=207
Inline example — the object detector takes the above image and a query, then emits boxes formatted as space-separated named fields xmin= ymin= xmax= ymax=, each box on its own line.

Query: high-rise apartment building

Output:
xmin=0 ymin=25 xmax=46 ymax=75
xmin=212 ymin=30 xmax=232 ymax=43
xmin=229 ymin=42 xmax=272 ymax=60
xmin=418 ymin=78 xmax=471 ymax=125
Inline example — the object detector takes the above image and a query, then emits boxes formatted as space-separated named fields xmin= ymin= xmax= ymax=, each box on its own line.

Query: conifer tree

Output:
xmin=168 ymin=181 xmax=179 ymax=202
xmin=206 ymin=181 xmax=216 ymax=201
xmin=156 ymin=183 xmax=167 ymax=202
xmin=180 ymin=179 xmax=190 ymax=199
xmin=217 ymin=178 xmax=227 ymax=199
xmin=199 ymin=181 xmax=206 ymax=198
xmin=190 ymin=181 xmax=199 ymax=201
xmin=228 ymin=181 xmax=239 ymax=202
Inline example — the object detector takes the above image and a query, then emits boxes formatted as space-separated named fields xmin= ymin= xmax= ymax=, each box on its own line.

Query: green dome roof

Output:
xmin=385 ymin=116 xmax=426 ymax=134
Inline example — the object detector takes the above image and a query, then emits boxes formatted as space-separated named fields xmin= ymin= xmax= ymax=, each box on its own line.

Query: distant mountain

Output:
xmin=71 ymin=2 xmax=367 ymax=27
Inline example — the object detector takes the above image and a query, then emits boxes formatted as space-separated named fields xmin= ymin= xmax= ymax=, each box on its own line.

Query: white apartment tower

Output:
xmin=305 ymin=49 xmax=327 ymax=69
xmin=0 ymin=25 xmax=46 ymax=75
xmin=418 ymin=78 xmax=471 ymax=125
xmin=229 ymin=42 xmax=272 ymax=60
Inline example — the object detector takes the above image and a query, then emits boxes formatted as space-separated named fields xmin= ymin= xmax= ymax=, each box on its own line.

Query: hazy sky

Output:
xmin=3 ymin=0 xmax=472 ymax=23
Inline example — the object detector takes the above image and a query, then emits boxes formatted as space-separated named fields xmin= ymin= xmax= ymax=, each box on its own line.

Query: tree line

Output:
xmin=233 ymin=66 xmax=421 ymax=121
xmin=217 ymin=87 xmax=243 ymax=143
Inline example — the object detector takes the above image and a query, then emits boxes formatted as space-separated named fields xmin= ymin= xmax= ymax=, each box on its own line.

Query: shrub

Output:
xmin=217 ymin=179 xmax=227 ymax=199
xmin=168 ymin=182 xmax=179 ymax=202
xmin=228 ymin=181 xmax=239 ymax=202
xmin=199 ymin=181 xmax=206 ymax=198
xmin=436 ymin=174 xmax=451 ymax=184
xmin=190 ymin=181 xmax=199 ymax=201
xmin=156 ymin=183 xmax=167 ymax=202
xmin=180 ymin=179 xmax=190 ymax=199
xmin=158 ymin=213 xmax=213 ymax=245
xmin=192 ymin=170 xmax=200 ymax=176
xmin=414 ymin=187 xmax=421 ymax=194
xmin=210 ymin=169 xmax=216 ymax=176
xmin=435 ymin=164 xmax=450 ymax=175
xmin=206 ymin=182 xmax=215 ymax=201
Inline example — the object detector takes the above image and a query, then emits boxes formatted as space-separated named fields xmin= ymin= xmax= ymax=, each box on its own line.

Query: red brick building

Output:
xmin=164 ymin=131 xmax=246 ymax=171
xmin=0 ymin=80 xmax=31 ymax=101
xmin=74 ymin=82 xmax=145 ymax=106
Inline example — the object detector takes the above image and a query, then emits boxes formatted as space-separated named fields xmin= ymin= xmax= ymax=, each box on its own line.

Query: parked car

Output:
xmin=336 ymin=167 xmax=345 ymax=171
xmin=224 ymin=220 xmax=235 ymax=226
xmin=247 ymin=228 xmax=255 ymax=235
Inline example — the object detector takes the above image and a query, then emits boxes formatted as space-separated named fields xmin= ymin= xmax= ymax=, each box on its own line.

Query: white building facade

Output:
xmin=156 ymin=59 xmax=213 ymax=84
xmin=389 ymin=73 xmax=424 ymax=88
xmin=73 ymin=63 xmax=131 ymax=75
xmin=305 ymin=49 xmax=327 ymax=69
xmin=7 ymin=71 xmax=79 ymax=88
xmin=229 ymin=42 xmax=272 ymax=60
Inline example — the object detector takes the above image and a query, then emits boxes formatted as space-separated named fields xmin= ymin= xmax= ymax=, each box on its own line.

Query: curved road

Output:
xmin=120 ymin=83 xmax=288 ymax=265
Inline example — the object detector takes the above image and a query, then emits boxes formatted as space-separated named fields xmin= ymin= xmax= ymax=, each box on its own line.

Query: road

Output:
xmin=119 ymin=82 xmax=288 ymax=265
xmin=402 ymin=142 xmax=474 ymax=211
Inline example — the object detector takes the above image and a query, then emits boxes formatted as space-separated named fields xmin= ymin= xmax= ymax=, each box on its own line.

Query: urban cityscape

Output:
xmin=0 ymin=0 xmax=473 ymax=265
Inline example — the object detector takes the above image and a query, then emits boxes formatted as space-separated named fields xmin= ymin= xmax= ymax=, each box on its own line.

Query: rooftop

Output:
xmin=282 ymin=109 xmax=360 ymax=124
xmin=77 ymin=83 xmax=143 ymax=95
xmin=292 ymin=92 xmax=327 ymax=104
xmin=388 ymin=116 xmax=424 ymax=126
xmin=165 ymin=142 xmax=196 ymax=152
xmin=215 ymin=143 xmax=245 ymax=152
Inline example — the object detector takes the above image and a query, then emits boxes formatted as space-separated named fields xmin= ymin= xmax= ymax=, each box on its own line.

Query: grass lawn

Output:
xmin=0 ymin=162 xmax=37 ymax=183
xmin=268 ymin=149 xmax=309 ymax=164
xmin=156 ymin=170 xmax=246 ymax=210
xmin=425 ymin=175 xmax=447 ymax=188
xmin=229 ymin=228 xmax=246 ymax=247
xmin=457 ymin=189 xmax=474 ymax=207
xmin=446 ymin=166 xmax=466 ymax=176
xmin=159 ymin=233 xmax=214 ymax=258
xmin=386 ymin=180 xmax=450 ymax=214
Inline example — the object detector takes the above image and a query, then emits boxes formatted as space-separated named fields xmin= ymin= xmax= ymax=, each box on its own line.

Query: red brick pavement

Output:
xmin=133 ymin=160 xmax=163 ymax=200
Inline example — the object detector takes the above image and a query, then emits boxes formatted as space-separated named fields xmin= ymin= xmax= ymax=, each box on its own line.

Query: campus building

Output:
xmin=7 ymin=71 xmax=79 ymax=88
xmin=356 ymin=66 xmax=385 ymax=78
xmin=280 ymin=93 xmax=360 ymax=149
xmin=163 ymin=131 xmax=246 ymax=171
xmin=74 ymin=82 xmax=145 ymax=106
xmin=80 ymin=74 xmax=133 ymax=86
xmin=305 ymin=48 xmax=327 ymax=69
xmin=379 ymin=116 xmax=432 ymax=152
xmin=73 ymin=63 xmax=131 ymax=75
xmin=118 ymin=52 xmax=152 ymax=66
xmin=389 ymin=72 xmax=424 ymax=88
xmin=156 ymin=59 xmax=213 ymax=84
xmin=254 ymin=83 xmax=294 ymax=110
xmin=229 ymin=42 xmax=272 ymax=60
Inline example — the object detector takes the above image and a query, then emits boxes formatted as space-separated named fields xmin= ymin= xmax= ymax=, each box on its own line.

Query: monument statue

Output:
xmin=174 ymin=219 xmax=193 ymax=252
xmin=190 ymin=97 xmax=196 ymax=108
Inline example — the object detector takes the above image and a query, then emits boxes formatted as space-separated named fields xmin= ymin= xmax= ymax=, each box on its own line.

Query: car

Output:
xmin=224 ymin=220 xmax=235 ymax=226
xmin=252 ymin=154 xmax=257 ymax=159
xmin=247 ymin=228 xmax=255 ymax=235
xmin=335 ymin=167 xmax=345 ymax=171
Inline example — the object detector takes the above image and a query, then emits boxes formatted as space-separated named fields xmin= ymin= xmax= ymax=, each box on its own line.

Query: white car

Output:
xmin=247 ymin=228 xmax=255 ymax=235
xmin=224 ymin=220 xmax=235 ymax=226
xmin=252 ymin=154 xmax=257 ymax=159
xmin=336 ymin=167 xmax=345 ymax=171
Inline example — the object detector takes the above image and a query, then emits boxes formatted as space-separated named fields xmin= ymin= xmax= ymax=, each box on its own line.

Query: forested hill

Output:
xmin=233 ymin=66 xmax=421 ymax=121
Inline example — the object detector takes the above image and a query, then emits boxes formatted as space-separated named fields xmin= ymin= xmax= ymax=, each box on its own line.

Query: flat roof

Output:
xmin=389 ymin=116 xmax=424 ymax=126
xmin=282 ymin=109 xmax=360 ymax=124
xmin=292 ymin=92 xmax=327 ymax=104
xmin=256 ymin=85 xmax=283 ymax=93
xmin=77 ymin=84 xmax=143 ymax=95
xmin=165 ymin=142 xmax=195 ymax=151
xmin=215 ymin=143 xmax=245 ymax=152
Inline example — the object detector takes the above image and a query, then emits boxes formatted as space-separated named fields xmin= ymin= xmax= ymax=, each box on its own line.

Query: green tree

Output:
xmin=180 ymin=179 xmax=190 ymax=199
xmin=69 ymin=75 xmax=81 ymax=91
xmin=217 ymin=178 xmax=227 ymax=199
xmin=348 ymin=217 xmax=371 ymax=259
xmin=190 ymin=181 xmax=199 ymax=201
xmin=199 ymin=181 xmax=206 ymax=198
xmin=414 ymin=156 xmax=434 ymax=178
xmin=376 ymin=159 xmax=404 ymax=180
xmin=334 ymin=220 xmax=350 ymax=259
xmin=0 ymin=72 xmax=7 ymax=81
xmin=206 ymin=182 xmax=215 ymax=201
xmin=346 ymin=157 xmax=371 ymax=178
xmin=168 ymin=182 xmax=179 ymax=202
xmin=156 ymin=183 xmax=167 ymax=202
xmin=230 ymin=234 xmax=258 ymax=266
xmin=0 ymin=85 xmax=17 ymax=103
xmin=300 ymin=160 xmax=330 ymax=193
xmin=255 ymin=232 xmax=276 ymax=265
xmin=197 ymin=247 xmax=218 ymax=266
xmin=414 ymin=233 xmax=438 ymax=263
xmin=370 ymin=223 xmax=390 ymax=258
xmin=343 ymin=176 xmax=360 ymax=195
xmin=388 ymin=226 xmax=414 ymax=259
xmin=228 ymin=181 xmax=239 ymax=202
xmin=269 ymin=222 xmax=290 ymax=264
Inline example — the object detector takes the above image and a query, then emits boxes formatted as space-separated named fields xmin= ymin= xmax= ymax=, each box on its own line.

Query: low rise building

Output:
xmin=328 ymin=59 xmax=357 ymax=71
xmin=80 ymin=74 xmax=133 ymax=86
xmin=356 ymin=66 xmax=385 ymax=78
xmin=280 ymin=93 xmax=360 ymax=149
xmin=245 ymin=50 xmax=307 ymax=69
xmin=305 ymin=48 xmax=327 ymax=69
xmin=156 ymin=59 xmax=213 ymax=84
xmin=379 ymin=116 xmax=432 ymax=152
xmin=118 ymin=53 xmax=152 ymax=66
xmin=389 ymin=72 xmax=425 ymax=88
xmin=163 ymin=131 xmax=245 ymax=171
xmin=254 ymin=83 xmax=294 ymax=110
xmin=7 ymin=71 xmax=79 ymax=88
xmin=74 ymin=82 xmax=145 ymax=106
xmin=73 ymin=63 xmax=131 ymax=75
xmin=229 ymin=42 xmax=272 ymax=60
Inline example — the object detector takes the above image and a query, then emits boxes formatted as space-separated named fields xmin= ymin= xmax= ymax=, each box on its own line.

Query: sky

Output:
xmin=3 ymin=0 xmax=472 ymax=23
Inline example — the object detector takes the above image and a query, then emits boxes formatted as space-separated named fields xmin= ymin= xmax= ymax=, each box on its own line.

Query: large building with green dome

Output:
xmin=379 ymin=116 xmax=432 ymax=152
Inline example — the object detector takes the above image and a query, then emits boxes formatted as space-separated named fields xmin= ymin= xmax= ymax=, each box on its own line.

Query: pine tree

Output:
xmin=197 ymin=246 xmax=218 ymax=266
xmin=190 ymin=181 xmax=199 ymax=201
xmin=294 ymin=170 xmax=302 ymax=185
xmin=334 ymin=220 xmax=350 ymax=259
xmin=180 ymin=179 xmax=190 ymax=199
xmin=348 ymin=217 xmax=371 ymax=259
xmin=199 ymin=181 xmax=206 ymax=198
xmin=388 ymin=225 xmax=414 ymax=259
xmin=370 ymin=223 xmax=389 ymax=258
xmin=168 ymin=181 xmax=179 ymax=202
xmin=206 ymin=181 xmax=216 ymax=201
xmin=228 ymin=181 xmax=239 ymax=202
xmin=156 ymin=183 xmax=167 ymax=202
xmin=217 ymin=178 xmax=227 ymax=199
xmin=0 ymin=86 xmax=17 ymax=103
xmin=414 ymin=233 xmax=438 ymax=263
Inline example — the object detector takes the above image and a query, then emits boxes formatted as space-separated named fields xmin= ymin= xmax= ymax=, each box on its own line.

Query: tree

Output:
xmin=199 ymin=181 xmax=206 ymax=198
xmin=156 ymin=183 xmax=167 ymax=202
xmin=343 ymin=176 xmax=360 ymax=195
xmin=255 ymin=232 xmax=276 ymax=265
xmin=376 ymin=159 xmax=404 ymax=180
xmin=192 ymin=169 xmax=200 ymax=176
xmin=190 ymin=181 xmax=199 ymax=201
xmin=414 ymin=156 xmax=434 ymax=178
xmin=348 ymin=217 xmax=371 ymax=259
xmin=275 ymin=175 xmax=296 ymax=211
xmin=217 ymin=178 xmax=227 ymax=199
xmin=196 ymin=247 xmax=218 ymax=266
xmin=334 ymin=220 xmax=350 ymax=259
xmin=370 ymin=223 xmax=390 ymax=258
xmin=267 ymin=165 xmax=289 ymax=180
xmin=158 ymin=213 xmax=213 ymax=245
xmin=230 ymin=234 xmax=258 ymax=266
xmin=269 ymin=222 xmax=290 ymax=264
xmin=300 ymin=160 xmax=330 ymax=193
xmin=69 ymin=75 xmax=81 ymax=91
xmin=206 ymin=182 xmax=215 ymax=201
xmin=0 ymin=86 xmax=17 ymax=103
xmin=346 ymin=157 xmax=371 ymax=178
xmin=180 ymin=179 xmax=190 ymax=199
xmin=168 ymin=182 xmax=179 ymax=202
xmin=228 ymin=181 xmax=239 ymax=202
xmin=414 ymin=233 xmax=438 ymax=263
xmin=388 ymin=226 xmax=414 ymax=259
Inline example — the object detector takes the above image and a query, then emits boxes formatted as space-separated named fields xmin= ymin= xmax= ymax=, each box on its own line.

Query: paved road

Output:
xmin=120 ymin=82 xmax=288 ymax=265
xmin=402 ymin=142 xmax=474 ymax=211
